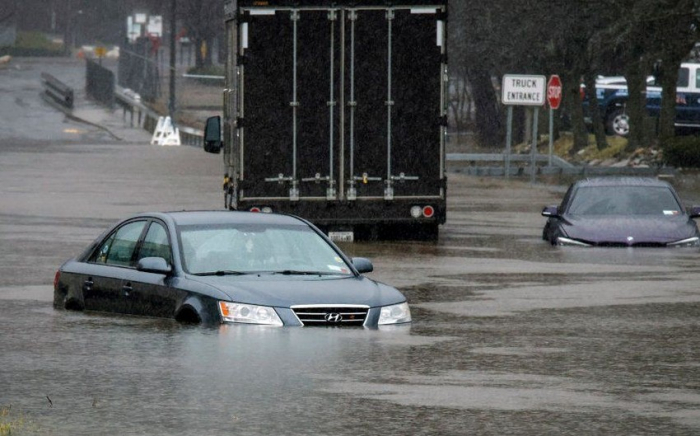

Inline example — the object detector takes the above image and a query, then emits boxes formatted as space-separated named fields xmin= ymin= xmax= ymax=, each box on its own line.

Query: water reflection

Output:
xmin=3 ymin=220 xmax=700 ymax=434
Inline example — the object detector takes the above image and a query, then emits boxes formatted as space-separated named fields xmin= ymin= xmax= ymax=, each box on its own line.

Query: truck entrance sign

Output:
xmin=502 ymin=74 xmax=546 ymax=106
xmin=547 ymin=74 xmax=562 ymax=110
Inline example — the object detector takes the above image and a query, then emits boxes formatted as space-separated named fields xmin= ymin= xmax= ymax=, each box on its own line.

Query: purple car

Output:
xmin=542 ymin=177 xmax=700 ymax=247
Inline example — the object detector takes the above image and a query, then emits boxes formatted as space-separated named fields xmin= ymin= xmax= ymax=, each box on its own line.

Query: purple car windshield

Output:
xmin=568 ymin=186 xmax=682 ymax=216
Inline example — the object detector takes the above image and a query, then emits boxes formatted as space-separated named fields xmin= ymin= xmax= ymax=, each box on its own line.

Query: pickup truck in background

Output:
xmin=585 ymin=62 xmax=700 ymax=136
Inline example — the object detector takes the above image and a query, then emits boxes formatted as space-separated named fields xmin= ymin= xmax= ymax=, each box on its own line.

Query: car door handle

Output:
xmin=122 ymin=283 xmax=133 ymax=297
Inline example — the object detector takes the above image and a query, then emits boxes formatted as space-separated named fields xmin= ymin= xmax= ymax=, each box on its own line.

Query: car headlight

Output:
xmin=218 ymin=301 xmax=283 ymax=326
xmin=667 ymin=236 xmax=700 ymax=248
xmin=378 ymin=302 xmax=411 ymax=325
xmin=556 ymin=236 xmax=591 ymax=247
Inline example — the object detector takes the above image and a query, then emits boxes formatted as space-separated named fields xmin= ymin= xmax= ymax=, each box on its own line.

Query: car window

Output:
xmin=138 ymin=222 xmax=171 ymax=263
xmin=93 ymin=233 xmax=117 ymax=264
xmin=678 ymin=67 xmax=689 ymax=88
xmin=568 ymin=186 xmax=681 ymax=216
xmin=94 ymin=221 xmax=147 ymax=267
xmin=178 ymin=224 xmax=351 ymax=275
xmin=695 ymin=68 xmax=700 ymax=89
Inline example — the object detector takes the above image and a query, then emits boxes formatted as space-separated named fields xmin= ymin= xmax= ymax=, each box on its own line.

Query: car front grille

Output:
xmin=596 ymin=242 xmax=665 ymax=248
xmin=291 ymin=305 xmax=369 ymax=326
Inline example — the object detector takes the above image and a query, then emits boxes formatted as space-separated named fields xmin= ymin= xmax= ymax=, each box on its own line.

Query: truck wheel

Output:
xmin=606 ymin=109 xmax=630 ymax=137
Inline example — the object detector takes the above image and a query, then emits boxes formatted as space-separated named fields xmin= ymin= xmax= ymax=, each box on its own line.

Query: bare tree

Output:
xmin=179 ymin=0 xmax=222 ymax=68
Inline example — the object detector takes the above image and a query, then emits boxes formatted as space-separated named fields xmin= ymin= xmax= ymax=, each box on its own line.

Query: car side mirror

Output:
xmin=541 ymin=205 xmax=559 ymax=217
xmin=137 ymin=257 xmax=172 ymax=275
xmin=689 ymin=206 xmax=700 ymax=219
xmin=352 ymin=257 xmax=374 ymax=274
xmin=203 ymin=116 xmax=222 ymax=154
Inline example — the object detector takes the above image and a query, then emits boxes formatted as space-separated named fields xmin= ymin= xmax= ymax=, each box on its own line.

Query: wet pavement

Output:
xmin=1 ymin=57 xmax=700 ymax=435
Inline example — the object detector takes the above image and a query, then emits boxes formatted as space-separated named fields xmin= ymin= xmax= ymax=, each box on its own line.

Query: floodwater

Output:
xmin=1 ymin=57 xmax=700 ymax=435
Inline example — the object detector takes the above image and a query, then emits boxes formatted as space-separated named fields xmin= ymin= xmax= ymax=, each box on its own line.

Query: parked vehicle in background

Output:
xmin=54 ymin=211 xmax=411 ymax=327
xmin=583 ymin=63 xmax=700 ymax=137
xmin=203 ymin=0 xmax=448 ymax=241
xmin=542 ymin=177 xmax=700 ymax=247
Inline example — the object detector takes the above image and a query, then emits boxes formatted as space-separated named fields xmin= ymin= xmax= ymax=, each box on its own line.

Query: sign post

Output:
xmin=546 ymin=75 xmax=562 ymax=167
xmin=501 ymin=74 xmax=545 ymax=180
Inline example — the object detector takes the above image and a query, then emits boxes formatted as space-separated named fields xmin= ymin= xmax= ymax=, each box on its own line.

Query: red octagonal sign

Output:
xmin=547 ymin=75 xmax=562 ymax=110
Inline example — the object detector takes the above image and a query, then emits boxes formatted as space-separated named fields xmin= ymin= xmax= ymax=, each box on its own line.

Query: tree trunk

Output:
xmin=467 ymin=67 xmax=503 ymax=148
xmin=583 ymin=73 xmax=608 ymax=150
xmin=657 ymin=60 xmax=679 ymax=144
xmin=624 ymin=62 xmax=649 ymax=152
xmin=562 ymin=71 xmax=587 ymax=156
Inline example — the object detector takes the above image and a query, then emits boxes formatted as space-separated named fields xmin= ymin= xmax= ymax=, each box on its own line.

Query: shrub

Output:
xmin=662 ymin=136 xmax=700 ymax=168
xmin=0 ymin=31 xmax=64 ymax=57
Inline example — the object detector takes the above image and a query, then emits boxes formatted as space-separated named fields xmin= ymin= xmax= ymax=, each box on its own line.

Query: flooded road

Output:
xmin=1 ymin=58 xmax=700 ymax=435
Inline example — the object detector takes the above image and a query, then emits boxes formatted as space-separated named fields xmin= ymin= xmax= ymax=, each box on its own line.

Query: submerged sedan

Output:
xmin=54 ymin=211 xmax=411 ymax=327
xmin=542 ymin=177 xmax=700 ymax=247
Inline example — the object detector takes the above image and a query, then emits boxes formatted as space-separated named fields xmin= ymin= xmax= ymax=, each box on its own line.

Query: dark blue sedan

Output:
xmin=542 ymin=177 xmax=700 ymax=247
xmin=54 ymin=211 xmax=411 ymax=327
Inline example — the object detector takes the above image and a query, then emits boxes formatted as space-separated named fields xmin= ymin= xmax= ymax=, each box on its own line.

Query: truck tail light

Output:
xmin=410 ymin=206 xmax=422 ymax=218
xmin=249 ymin=206 xmax=272 ymax=213
xmin=410 ymin=205 xmax=436 ymax=219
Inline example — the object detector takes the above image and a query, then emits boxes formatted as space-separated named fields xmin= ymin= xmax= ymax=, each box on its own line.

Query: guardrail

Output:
xmin=446 ymin=153 xmax=676 ymax=177
xmin=41 ymin=72 xmax=74 ymax=110
xmin=115 ymin=86 xmax=204 ymax=147
xmin=447 ymin=153 xmax=575 ymax=168
xmin=114 ymin=86 xmax=156 ymax=129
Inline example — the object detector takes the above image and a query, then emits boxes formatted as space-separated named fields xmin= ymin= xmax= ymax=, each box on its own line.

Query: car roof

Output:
xmin=137 ymin=210 xmax=308 ymax=227
xmin=573 ymin=177 xmax=673 ymax=189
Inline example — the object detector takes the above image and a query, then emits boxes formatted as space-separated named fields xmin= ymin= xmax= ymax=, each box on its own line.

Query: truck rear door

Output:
xmin=345 ymin=8 xmax=445 ymax=201
xmin=237 ymin=5 xmax=446 ymax=204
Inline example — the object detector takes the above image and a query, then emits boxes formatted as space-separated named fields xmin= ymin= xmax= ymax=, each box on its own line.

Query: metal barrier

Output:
xmin=115 ymin=85 xmax=203 ymax=147
xmin=115 ymin=86 xmax=154 ymax=129
xmin=86 ymin=59 xmax=115 ymax=108
xmin=41 ymin=72 xmax=74 ymax=110
xmin=445 ymin=153 xmax=675 ymax=177
xmin=179 ymin=127 xmax=204 ymax=146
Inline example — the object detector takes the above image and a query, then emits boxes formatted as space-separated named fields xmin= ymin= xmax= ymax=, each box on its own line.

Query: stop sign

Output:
xmin=547 ymin=75 xmax=562 ymax=110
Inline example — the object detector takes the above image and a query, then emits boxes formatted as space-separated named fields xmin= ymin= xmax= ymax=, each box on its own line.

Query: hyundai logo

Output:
xmin=325 ymin=312 xmax=343 ymax=323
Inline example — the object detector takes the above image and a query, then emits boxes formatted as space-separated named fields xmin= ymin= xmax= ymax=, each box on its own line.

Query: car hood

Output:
xmin=561 ymin=215 xmax=698 ymax=245
xmin=188 ymin=275 xmax=405 ymax=308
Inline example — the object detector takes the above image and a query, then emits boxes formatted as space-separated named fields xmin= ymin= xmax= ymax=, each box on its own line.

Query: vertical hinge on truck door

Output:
xmin=384 ymin=180 xmax=394 ymax=201
xmin=384 ymin=173 xmax=419 ymax=200
xmin=347 ymin=174 xmax=382 ymax=201
xmin=301 ymin=173 xmax=336 ymax=200
xmin=264 ymin=174 xmax=299 ymax=201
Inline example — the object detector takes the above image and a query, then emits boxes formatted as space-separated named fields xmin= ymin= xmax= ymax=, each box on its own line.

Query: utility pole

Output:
xmin=168 ymin=0 xmax=177 ymax=118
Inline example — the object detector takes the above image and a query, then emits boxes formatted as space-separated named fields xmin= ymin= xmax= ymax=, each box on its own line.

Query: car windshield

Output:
xmin=567 ymin=186 xmax=682 ymax=216
xmin=178 ymin=223 xmax=353 ymax=275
